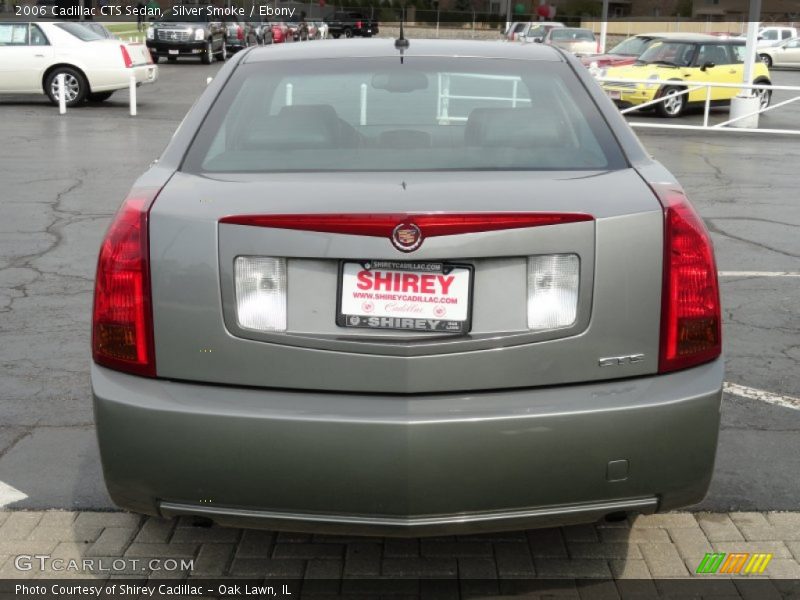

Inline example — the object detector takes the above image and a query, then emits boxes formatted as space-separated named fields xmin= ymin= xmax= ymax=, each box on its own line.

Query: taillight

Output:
xmin=651 ymin=183 xmax=721 ymax=373
xmin=120 ymin=44 xmax=133 ymax=68
xmin=237 ymin=25 xmax=244 ymax=40
xmin=92 ymin=188 xmax=159 ymax=377
xmin=356 ymin=20 xmax=362 ymax=29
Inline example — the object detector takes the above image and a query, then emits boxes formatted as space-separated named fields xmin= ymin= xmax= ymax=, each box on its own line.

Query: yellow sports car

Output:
xmin=601 ymin=36 xmax=772 ymax=117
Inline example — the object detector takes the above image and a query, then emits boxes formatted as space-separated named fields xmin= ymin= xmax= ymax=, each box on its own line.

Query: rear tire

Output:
xmin=216 ymin=40 xmax=227 ymax=61
xmin=655 ymin=85 xmax=686 ymax=118
xmin=344 ymin=28 xmax=353 ymax=38
xmin=754 ymin=79 xmax=772 ymax=110
xmin=44 ymin=67 xmax=88 ymax=107
xmin=759 ymin=53 xmax=773 ymax=67
xmin=87 ymin=91 xmax=114 ymax=102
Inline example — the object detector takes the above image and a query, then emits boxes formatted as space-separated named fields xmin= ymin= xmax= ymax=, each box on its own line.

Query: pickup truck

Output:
xmin=323 ymin=12 xmax=378 ymax=38
xmin=146 ymin=15 xmax=227 ymax=64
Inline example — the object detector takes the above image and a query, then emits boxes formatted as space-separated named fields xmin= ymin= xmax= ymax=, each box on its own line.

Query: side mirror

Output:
xmin=700 ymin=61 xmax=715 ymax=71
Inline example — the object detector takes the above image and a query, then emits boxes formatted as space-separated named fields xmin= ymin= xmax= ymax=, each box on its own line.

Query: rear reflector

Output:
xmin=234 ymin=257 xmax=287 ymax=332
xmin=92 ymin=188 xmax=159 ymax=377
xmin=527 ymin=254 xmax=580 ymax=330
xmin=220 ymin=213 xmax=593 ymax=239
xmin=651 ymin=183 xmax=721 ymax=373
xmin=120 ymin=44 xmax=133 ymax=68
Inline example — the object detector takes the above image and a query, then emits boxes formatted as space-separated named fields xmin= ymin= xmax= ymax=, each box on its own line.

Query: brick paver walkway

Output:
xmin=1 ymin=511 xmax=799 ymax=581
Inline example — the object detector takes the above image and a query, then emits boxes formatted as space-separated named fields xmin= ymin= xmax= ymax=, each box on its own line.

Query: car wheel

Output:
xmin=344 ymin=28 xmax=353 ymax=38
xmin=87 ymin=91 xmax=114 ymax=102
xmin=754 ymin=81 xmax=772 ymax=110
xmin=45 ymin=67 xmax=87 ymax=107
xmin=202 ymin=40 xmax=213 ymax=64
xmin=655 ymin=86 xmax=686 ymax=118
xmin=759 ymin=53 xmax=773 ymax=67
xmin=217 ymin=41 xmax=227 ymax=61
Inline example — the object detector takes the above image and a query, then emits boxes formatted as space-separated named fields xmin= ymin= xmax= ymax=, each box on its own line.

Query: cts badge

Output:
xmin=391 ymin=223 xmax=423 ymax=252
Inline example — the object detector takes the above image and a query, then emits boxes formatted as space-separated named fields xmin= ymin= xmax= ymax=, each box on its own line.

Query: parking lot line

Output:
xmin=0 ymin=481 xmax=27 ymax=508
xmin=719 ymin=271 xmax=800 ymax=277
xmin=724 ymin=382 xmax=800 ymax=411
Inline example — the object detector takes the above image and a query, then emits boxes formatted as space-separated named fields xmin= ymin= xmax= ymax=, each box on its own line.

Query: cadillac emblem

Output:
xmin=391 ymin=223 xmax=423 ymax=252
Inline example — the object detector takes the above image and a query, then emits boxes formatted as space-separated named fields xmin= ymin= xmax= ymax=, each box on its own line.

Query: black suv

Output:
xmin=324 ymin=12 xmax=378 ymax=38
xmin=146 ymin=15 xmax=227 ymax=64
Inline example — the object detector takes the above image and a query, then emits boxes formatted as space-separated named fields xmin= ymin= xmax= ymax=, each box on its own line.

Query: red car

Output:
xmin=271 ymin=22 xmax=289 ymax=43
xmin=580 ymin=32 xmax=716 ymax=69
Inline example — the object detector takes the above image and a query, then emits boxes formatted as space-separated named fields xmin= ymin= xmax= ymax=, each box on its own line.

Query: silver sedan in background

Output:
xmin=92 ymin=39 xmax=723 ymax=536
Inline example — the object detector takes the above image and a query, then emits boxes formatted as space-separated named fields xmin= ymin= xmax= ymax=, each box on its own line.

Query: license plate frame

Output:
xmin=168 ymin=49 xmax=179 ymax=55
xmin=336 ymin=260 xmax=474 ymax=334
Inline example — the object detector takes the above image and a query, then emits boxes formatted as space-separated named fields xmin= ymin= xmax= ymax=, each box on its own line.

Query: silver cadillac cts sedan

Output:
xmin=92 ymin=39 xmax=723 ymax=536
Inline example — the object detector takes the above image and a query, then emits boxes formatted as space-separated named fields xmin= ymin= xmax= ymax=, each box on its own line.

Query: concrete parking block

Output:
xmin=630 ymin=513 xmax=698 ymax=529
xmin=0 ymin=511 xmax=42 ymax=540
xmin=527 ymin=527 xmax=568 ymax=557
xmin=343 ymin=542 xmax=381 ymax=576
xmin=458 ymin=557 xmax=497 ymax=579
xmin=696 ymin=513 xmax=745 ymax=542
xmin=37 ymin=511 xmax=78 ymax=528
xmin=421 ymin=540 xmax=493 ymax=557
xmin=668 ymin=526 xmax=713 ymax=559
xmin=599 ymin=528 xmax=670 ymax=544
xmin=133 ymin=517 xmax=175 ymax=544
xmin=191 ymin=543 xmax=235 ymax=576
xmin=639 ymin=543 xmax=690 ymax=577
xmin=494 ymin=542 xmax=535 ymax=577
xmin=124 ymin=542 xmax=198 ymax=558
xmin=272 ymin=542 xmax=344 ymax=560
xmin=567 ymin=542 xmax=642 ymax=559
xmin=170 ymin=525 xmax=239 ymax=544
xmin=235 ymin=530 xmax=275 ymax=558
xmin=74 ymin=512 xmax=140 ymax=529
xmin=382 ymin=557 xmax=458 ymax=577
xmin=384 ymin=539 xmax=419 ymax=557
xmin=609 ymin=558 xmax=652 ymax=579
xmin=534 ymin=558 xmax=612 ymax=578
xmin=85 ymin=527 xmax=135 ymax=557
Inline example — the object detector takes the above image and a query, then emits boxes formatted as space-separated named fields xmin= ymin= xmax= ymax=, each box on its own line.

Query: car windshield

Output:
xmin=638 ymin=41 xmax=696 ymax=66
xmin=55 ymin=22 xmax=104 ymax=41
xmin=183 ymin=57 xmax=625 ymax=173
xmin=551 ymin=29 xmax=594 ymax=41
xmin=608 ymin=35 xmax=653 ymax=56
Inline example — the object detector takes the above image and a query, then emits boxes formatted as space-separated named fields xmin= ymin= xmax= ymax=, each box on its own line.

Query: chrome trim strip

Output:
xmin=159 ymin=497 xmax=658 ymax=536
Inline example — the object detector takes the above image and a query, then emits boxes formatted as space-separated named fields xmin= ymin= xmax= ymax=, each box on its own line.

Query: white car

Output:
xmin=757 ymin=26 xmax=798 ymax=47
xmin=0 ymin=21 xmax=157 ymax=107
xmin=759 ymin=37 xmax=800 ymax=68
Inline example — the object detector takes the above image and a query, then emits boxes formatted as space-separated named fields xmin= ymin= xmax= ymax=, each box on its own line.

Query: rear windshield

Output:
xmin=551 ymin=29 xmax=594 ymax=41
xmin=55 ymin=22 xmax=104 ymax=41
xmin=182 ymin=57 xmax=626 ymax=173
xmin=609 ymin=35 xmax=653 ymax=56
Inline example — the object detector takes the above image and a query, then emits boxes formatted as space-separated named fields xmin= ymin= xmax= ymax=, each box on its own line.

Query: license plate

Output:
xmin=337 ymin=261 xmax=472 ymax=333
xmin=607 ymin=90 xmax=621 ymax=100
xmin=168 ymin=49 xmax=179 ymax=55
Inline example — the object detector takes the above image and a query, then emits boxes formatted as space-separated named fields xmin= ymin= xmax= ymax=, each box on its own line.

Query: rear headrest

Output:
xmin=465 ymin=108 xmax=563 ymax=148
xmin=243 ymin=104 xmax=341 ymax=150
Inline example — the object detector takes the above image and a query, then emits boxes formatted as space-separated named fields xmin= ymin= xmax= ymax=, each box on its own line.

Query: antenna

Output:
xmin=395 ymin=3 xmax=409 ymax=57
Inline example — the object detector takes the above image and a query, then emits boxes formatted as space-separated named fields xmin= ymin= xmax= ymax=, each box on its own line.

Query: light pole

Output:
xmin=730 ymin=0 xmax=762 ymax=128
xmin=599 ymin=0 xmax=608 ymax=53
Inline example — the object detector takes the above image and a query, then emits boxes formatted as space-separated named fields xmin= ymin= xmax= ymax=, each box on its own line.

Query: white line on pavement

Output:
xmin=724 ymin=382 xmax=800 ymax=411
xmin=719 ymin=271 xmax=800 ymax=277
xmin=0 ymin=480 xmax=27 ymax=508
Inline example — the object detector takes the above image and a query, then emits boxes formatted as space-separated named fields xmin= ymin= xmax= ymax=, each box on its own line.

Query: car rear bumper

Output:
xmin=87 ymin=64 xmax=158 ymax=92
xmin=92 ymin=359 xmax=723 ymax=536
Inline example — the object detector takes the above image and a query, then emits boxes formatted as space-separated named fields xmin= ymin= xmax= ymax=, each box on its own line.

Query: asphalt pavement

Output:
xmin=0 ymin=58 xmax=798 ymax=514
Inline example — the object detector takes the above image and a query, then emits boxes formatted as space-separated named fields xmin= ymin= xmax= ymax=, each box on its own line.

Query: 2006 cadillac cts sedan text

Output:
xmin=91 ymin=38 xmax=723 ymax=536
